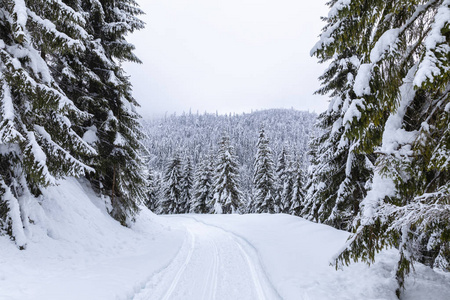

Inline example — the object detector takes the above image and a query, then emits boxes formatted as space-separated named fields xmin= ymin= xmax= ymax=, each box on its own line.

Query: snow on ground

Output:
xmin=184 ymin=214 xmax=450 ymax=300
xmin=1 ymin=178 xmax=449 ymax=300
xmin=0 ymin=178 xmax=185 ymax=300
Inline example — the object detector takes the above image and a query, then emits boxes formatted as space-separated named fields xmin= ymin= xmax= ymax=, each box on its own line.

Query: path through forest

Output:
xmin=133 ymin=216 xmax=281 ymax=300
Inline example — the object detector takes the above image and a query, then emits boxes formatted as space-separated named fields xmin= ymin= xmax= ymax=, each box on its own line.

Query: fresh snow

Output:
xmin=414 ymin=0 xmax=450 ymax=87
xmin=353 ymin=64 xmax=373 ymax=97
xmin=0 ymin=178 xmax=184 ymax=300
xmin=13 ymin=0 xmax=27 ymax=28
xmin=379 ymin=66 xmax=418 ymax=157
xmin=82 ymin=126 xmax=99 ymax=145
xmin=328 ymin=0 xmax=351 ymax=18
xmin=1 ymin=178 xmax=449 ymax=300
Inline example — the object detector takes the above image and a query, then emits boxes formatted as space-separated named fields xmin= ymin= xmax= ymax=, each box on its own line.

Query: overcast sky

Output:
xmin=124 ymin=0 xmax=330 ymax=119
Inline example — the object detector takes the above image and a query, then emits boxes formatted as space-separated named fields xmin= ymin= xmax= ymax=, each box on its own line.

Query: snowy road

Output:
xmin=133 ymin=217 xmax=281 ymax=300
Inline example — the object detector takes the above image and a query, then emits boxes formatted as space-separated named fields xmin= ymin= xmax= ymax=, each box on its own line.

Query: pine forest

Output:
xmin=0 ymin=0 xmax=448 ymax=299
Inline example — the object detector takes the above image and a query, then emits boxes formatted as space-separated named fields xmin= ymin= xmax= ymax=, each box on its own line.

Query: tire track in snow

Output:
xmin=161 ymin=229 xmax=196 ymax=300
xmin=133 ymin=216 xmax=281 ymax=300
xmin=186 ymin=216 xmax=282 ymax=299
xmin=131 ymin=229 xmax=195 ymax=300
xmin=201 ymin=237 xmax=219 ymax=300
xmin=234 ymin=240 xmax=266 ymax=300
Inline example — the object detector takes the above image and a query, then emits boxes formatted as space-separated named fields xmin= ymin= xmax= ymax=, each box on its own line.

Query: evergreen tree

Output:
xmin=304 ymin=0 xmax=375 ymax=230
xmin=274 ymin=148 xmax=287 ymax=213
xmin=211 ymin=135 xmax=242 ymax=214
xmin=180 ymin=156 xmax=193 ymax=213
xmin=72 ymin=0 xmax=147 ymax=225
xmin=276 ymin=147 xmax=296 ymax=214
xmin=0 ymin=0 xmax=97 ymax=247
xmin=159 ymin=154 xmax=183 ymax=214
xmin=312 ymin=0 xmax=450 ymax=294
xmin=301 ymin=136 xmax=321 ymax=221
xmin=252 ymin=128 xmax=276 ymax=213
xmin=191 ymin=155 xmax=214 ymax=213
xmin=245 ymin=187 xmax=256 ymax=213
xmin=145 ymin=169 xmax=160 ymax=212
xmin=290 ymin=158 xmax=305 ymax=215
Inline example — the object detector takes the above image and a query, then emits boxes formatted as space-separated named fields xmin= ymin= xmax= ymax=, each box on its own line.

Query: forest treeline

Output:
xmin=142 ymin=109 xmax=317 ymax=200
xmin=142 ymin=110 xmax=315 ymax=215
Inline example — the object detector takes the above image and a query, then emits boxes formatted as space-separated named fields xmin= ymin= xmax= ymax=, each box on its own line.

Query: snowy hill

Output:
xmin=142 ymin=109 xmax=317 ymax=167
xmin=1 ymin=179 xmax=449 ymax=299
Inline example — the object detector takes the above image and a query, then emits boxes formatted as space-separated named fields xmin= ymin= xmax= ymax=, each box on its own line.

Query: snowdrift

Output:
xmin=0 ymin=178 xmax=184 ymax=300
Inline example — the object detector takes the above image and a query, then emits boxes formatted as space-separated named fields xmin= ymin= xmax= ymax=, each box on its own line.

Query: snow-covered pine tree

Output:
xmin=245 ymin=188 xmax=256 ymax=213
xmin=191 ymin=155 xmax=214 ymax=214
xmin=145 ymin=169 xmax=160 ymax=212
xmin=304 ymin=0 xmax=375 ymax=230
xmin=274 ymin=147 xmax=288 ymax=213
xmin=312 ymin=0 xmax=450 ymax=294
xmin=276 ymin=147 xmax=296 ymax=213
xmin=211 ymin=135 xmax=243 ymax=214
xmin=290 ymin=157 xmax=305 ymax=215
xmin=252 ymin=128 xmax=277 ymax=213
xmin=159 ymin=153 xmax=183 ymax=214
xmin=301 ymin=136 xmax=320 ymax=220
xmin=0 ymin=0 xmax=96 ymax=247
xmin=71 ymin=0 xmax=147 ymax=225
xmin=180 ymin=156 xmax=193 ymax=213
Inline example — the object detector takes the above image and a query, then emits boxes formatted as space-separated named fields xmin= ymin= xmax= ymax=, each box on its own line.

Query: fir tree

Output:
xmin=145 ymin=169 xmax=160 ymax=212
xmin=211 ymin=135 xmax=242 ymax=214
xmin=304 ymin=0 xmax=375 ymax=230
xmin=0 ymin=0 xmax=96 ymax=247
xmin=276 ymin=147 xmax=296 ymax=214
xmin=312 ymin=0 xmax=450 ymax=294
xmin=180 ymin=156 xmax=193 ymax=213
xmin=69 ymin=0 xmax=147 ymax=225
xmin=274 ymin=148 xmax=288 ymax=213
xmin=290 ymin=158 xmax=305 ymax=215
xmin=191 ymin=155 xmax=214 ymax=214
xmin=159 ymin=153 xmax=183 ymax=214
xmin=252 ymin=128 xmax=276 ymax=213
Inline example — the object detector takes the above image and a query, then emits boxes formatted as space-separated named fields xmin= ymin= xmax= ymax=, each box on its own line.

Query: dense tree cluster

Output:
xmin=143 ymin=109 xmax=316 ymax=198
xmin=308 ymin=0 xmax=450 ymax=295
xmin=0 ymin=0 xmax=146 ymax=247
xmin=152 ymin=136 xmax=307 ymax=215
xmin=143 ymin=109 xmax=314 ymax=215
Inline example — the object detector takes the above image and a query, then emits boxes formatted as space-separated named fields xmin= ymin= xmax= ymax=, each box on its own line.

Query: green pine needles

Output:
xmin=0 ymin=0 xmax=147 ymax=245
xmin=310 ymin=0 xmax=450 ymax=295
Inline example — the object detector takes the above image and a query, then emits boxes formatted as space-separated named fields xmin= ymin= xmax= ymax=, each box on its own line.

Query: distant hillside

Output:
xmin=142 ymin=109 xmax=318 ymax=192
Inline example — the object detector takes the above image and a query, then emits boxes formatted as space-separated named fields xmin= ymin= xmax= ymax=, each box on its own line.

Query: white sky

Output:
xmin=124 ymin=0 xmax=330 ymax=119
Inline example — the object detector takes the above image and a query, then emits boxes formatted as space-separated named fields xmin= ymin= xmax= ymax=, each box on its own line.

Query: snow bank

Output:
xmin=0 ymin=178 xmax=184 ymax=300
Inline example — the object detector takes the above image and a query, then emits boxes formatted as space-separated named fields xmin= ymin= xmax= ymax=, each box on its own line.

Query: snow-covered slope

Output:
xmin=0 ymin=178 xmax=184 ymax=300
xmin=1 ymin=179 xmax=449 ymax=299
